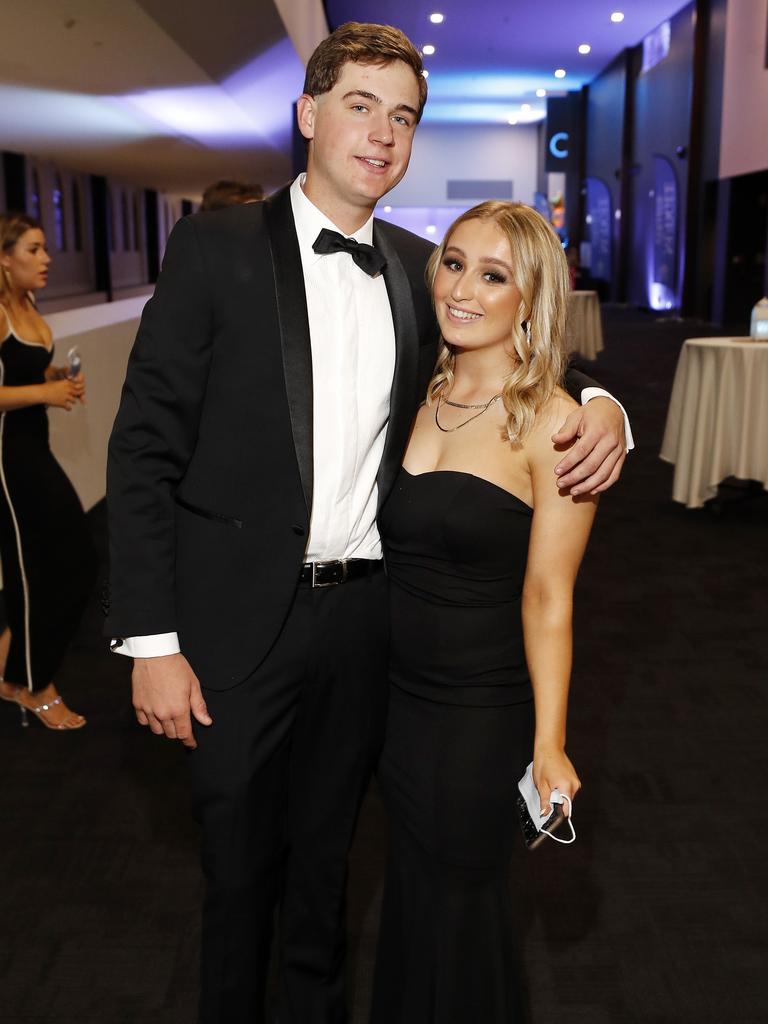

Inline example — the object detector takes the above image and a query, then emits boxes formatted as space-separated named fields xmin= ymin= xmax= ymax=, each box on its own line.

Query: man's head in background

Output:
xmin=201 ymin=180 xmax=264 ymax=212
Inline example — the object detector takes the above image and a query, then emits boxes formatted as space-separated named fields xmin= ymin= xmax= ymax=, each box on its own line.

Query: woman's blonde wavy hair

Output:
xmin=426 ymin=200 xmax=570 ymax=446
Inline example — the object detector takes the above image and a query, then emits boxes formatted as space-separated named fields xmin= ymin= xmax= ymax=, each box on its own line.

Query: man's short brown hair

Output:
xmin=303 ymin=22 xmax=428 ymax=121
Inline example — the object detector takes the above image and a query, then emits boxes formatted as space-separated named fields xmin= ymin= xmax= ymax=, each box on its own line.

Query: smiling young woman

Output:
xmin=428 ymin=201 xmax=569 ymax=447
xmin=371 ymin=201 xmax=597 ymax=1024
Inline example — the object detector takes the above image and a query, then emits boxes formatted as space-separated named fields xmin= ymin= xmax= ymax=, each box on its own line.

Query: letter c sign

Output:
xmin=549 ymin=132 xmax=569 ymax=159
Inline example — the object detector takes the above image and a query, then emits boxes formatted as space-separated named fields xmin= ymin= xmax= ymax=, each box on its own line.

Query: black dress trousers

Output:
xmin=187 ymin=570 xmax=389 ymax=1024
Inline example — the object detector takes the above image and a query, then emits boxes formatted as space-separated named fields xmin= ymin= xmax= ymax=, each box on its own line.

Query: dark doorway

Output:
xmin=722 ymin=169 xmax=768 ymax=326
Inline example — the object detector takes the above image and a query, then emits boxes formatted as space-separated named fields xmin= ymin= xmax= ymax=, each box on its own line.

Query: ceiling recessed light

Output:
xmin=384 ymin=205 xmax=392 ymax=213
xmin=611 ymin=11 xmax=625 ymax=22
xmin=578 ymin=43 xmax=591 ymax=54
xmin=521 ymin=103 xmax=531 ymax=112
xmin=429 ymin=12 xmax=444 ymax=23
xmin=422 ymin=69 xmax=429 ymax=78
xmin=536 ymin=88 xmax=547 ymax=97
xmin=426 ymin=225 xmax=437 ymax=235
xmin=508 ymin=117 xmax=518 ymax=125
xmin=422 ymin=44 xmax=436 ymax=55
xmin=554 ymin=68 xmax=567 ymax=79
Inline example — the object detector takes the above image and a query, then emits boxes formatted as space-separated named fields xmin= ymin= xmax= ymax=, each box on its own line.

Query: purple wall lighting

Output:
xmin=584 ymin=177 xmax=613 ymax=281
xmin=117 ymin=38 xmax=304 ymax=152
xmin=648 ymin=155 xmax=680 ymax=310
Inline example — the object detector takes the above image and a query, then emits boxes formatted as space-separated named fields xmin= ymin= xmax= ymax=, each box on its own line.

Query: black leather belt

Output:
xmin=298 ymin=558 xmax=383 ymax=587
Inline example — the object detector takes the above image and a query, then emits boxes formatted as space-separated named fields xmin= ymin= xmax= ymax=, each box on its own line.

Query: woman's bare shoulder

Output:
xmin=529 ymin=387 xmax=577 ymax=444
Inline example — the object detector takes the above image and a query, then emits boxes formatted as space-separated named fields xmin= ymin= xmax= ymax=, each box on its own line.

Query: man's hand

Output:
xmin=551 ymin=397 xmax=626 ymax=495
xmin=132 ymin=653 xmax=212 ymax=749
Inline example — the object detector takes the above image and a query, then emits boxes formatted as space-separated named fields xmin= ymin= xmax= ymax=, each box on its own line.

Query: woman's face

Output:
xmin=1 ymin=228 xmax=51 ymax=293
xmin=433 ymin=218 xmax=522 ymax=357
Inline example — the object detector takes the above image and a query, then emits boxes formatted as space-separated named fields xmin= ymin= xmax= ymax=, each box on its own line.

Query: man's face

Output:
xmin=299 ymin=60 xmax=421 ymax=216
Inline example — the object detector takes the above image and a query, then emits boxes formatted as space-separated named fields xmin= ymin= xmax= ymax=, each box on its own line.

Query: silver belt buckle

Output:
xmin=312 ymin=558 xmax=348 ymax=587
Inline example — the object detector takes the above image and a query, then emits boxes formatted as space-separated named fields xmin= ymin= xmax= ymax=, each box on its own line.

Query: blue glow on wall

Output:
xmin=649 ymin=155 xmax=680 ymax=309
xmin=584 ymin=177 xmax=613 ymax=281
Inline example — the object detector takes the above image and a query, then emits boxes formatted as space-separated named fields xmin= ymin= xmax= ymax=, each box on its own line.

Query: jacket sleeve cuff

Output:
xmin=110 ymin=633 xmax=181 ymax=658
xmin=580 ymin=386 xmax=635 ymax=452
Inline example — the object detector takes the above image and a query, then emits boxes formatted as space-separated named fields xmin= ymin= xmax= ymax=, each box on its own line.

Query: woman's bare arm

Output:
xmin=0 ymin=309 xmax=83 ymax=410
xmin=522 ymin=395 xmax=598 ymax=811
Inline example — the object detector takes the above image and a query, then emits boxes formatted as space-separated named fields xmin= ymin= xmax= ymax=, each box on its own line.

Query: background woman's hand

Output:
xmin=44 ymin=375 xmax=85 ymax=410
xmin=533 ymin=747 xmax=581 ymax=817
xmin=69 ymin=370 xmax=86 ymax=403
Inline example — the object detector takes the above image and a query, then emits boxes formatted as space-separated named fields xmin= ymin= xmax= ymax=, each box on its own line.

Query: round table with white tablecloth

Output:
xmin=660 ymin=337 xmax=768 ymax=508
xmin=566 ymin=290 xmax=604 ymax=361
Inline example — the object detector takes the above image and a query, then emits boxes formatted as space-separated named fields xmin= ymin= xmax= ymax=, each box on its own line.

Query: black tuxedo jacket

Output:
xmin=106 ymin=185 xmax=599 ymax=690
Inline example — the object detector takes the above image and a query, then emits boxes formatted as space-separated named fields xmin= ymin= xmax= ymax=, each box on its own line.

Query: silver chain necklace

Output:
xmin=434 ymin=392 xmax=502 ymax=432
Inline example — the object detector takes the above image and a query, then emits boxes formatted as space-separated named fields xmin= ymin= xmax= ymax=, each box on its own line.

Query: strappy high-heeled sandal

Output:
xmin=0 ymin=680 xmax=86 ymax=730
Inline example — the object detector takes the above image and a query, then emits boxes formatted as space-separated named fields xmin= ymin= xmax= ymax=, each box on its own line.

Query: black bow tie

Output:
xmin=312 ymin=228 xmax=387 ymax=277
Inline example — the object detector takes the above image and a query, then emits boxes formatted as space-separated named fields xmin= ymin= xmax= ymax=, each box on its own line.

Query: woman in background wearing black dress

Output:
xmin=372 ymin=201 xmax=598 ymax=1023
xmin=0 ymin=213 xmax=94 ymax=729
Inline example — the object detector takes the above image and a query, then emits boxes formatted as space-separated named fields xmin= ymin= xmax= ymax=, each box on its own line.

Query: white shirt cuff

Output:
xmin=110 ymin=633 xmax=181 ymax=658
xmin=580 ymin=387 xmax=635 ymax=452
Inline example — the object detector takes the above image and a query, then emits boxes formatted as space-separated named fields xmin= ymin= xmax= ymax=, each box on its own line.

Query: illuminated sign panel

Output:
xmin=545 ymin=96 xmax=580 ymax=173
xmin=642 ymin=20 xmax=671 ymax=74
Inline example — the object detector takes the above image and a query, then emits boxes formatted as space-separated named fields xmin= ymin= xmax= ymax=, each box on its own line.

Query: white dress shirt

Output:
xmin=116 ymin=179 xmax=633 ymax=659
xmin=291 ymin=175 xmax=396 ymax=561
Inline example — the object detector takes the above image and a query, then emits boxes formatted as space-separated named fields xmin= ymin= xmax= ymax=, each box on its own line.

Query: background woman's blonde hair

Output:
xmin=0 ymin=212 xmax=42 ymax=302
xmin=426 ymin=200 xmax=570 ymax=446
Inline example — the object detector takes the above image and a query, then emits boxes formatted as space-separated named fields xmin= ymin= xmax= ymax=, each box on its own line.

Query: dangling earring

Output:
xmin=525 ymin=320 xmax=532 ymax=346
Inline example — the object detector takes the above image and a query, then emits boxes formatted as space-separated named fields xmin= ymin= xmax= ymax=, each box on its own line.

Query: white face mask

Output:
xmin=516 ymin=762 xmax=576 ymax=848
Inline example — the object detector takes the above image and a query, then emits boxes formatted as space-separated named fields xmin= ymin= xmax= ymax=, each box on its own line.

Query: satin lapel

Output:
xmin=264 ymin=187 xmax=313 ymax=514
xmin=374 ymin=222 xmax=420 ymax=508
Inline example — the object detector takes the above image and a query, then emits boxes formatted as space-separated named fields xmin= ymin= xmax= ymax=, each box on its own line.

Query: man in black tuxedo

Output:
xmin=106 ymin=22 xmax=629 ymax=1024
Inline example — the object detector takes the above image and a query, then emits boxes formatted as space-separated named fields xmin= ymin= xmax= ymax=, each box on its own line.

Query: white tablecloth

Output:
xmin=660 ymin=337 xmax=768 ymax=508
xmin=566 ymin=290 xmax=604 ymax=361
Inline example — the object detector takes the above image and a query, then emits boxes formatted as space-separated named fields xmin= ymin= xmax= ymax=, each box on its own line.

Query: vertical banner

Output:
xmin=545 ymin=95 xmax=581 ymax=174
xmin=652 ymin=155 xmax=679 ymax=307
xmin=584 ymin=177 xmax=613 ymax=281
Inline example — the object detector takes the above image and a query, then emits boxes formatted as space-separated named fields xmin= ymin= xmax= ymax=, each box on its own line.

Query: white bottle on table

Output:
xmin=750 ymin=297 xmax=768 ymax=340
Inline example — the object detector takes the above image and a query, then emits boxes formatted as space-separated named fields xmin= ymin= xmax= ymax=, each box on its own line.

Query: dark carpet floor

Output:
xmin=0 ymin=307 xmax=766 ymax=1023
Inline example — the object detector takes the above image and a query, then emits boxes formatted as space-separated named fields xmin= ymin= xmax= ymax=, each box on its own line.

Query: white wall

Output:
xmin=719 ymin=0 xmax=768 ymax=179
xmin=386 ymin=122 xmax=540 ymax=207
xmin=46 ymin=297 xmax=147 ymax=511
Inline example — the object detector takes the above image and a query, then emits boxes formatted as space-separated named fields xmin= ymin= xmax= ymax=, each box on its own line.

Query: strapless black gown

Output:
xmin=371 ymin=468 xmax=536 ymax=1024
xmin=0 ymin=326 xmax=96 ymax=692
